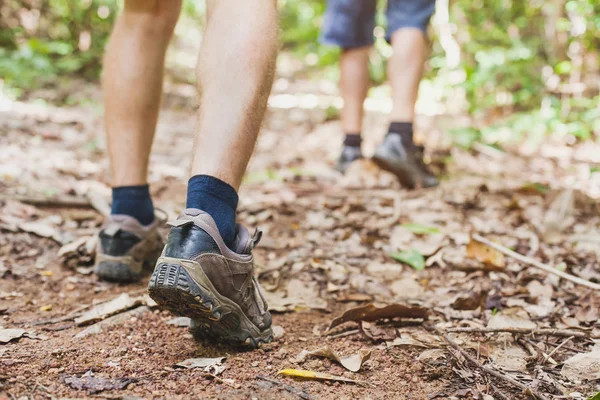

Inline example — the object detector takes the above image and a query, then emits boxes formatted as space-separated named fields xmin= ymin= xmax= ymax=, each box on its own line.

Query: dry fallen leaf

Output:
xmin=466 ymin=237 xmax=505 ymax=270
xmin=263 ymin=279 xmax=328 ymax=312
xmin=176 ymin=357 xmax=226 ymax=369
xmin=561 ymin=344 xmax=600 ymax=383
xmin=63 ymin=370 xmax=137 ymax=394
xmin=329 ymin=303 xmax=428 ymax=330
xmin=74 ymin=306 xmax=149 ymax=340
xmin=278 ymin=369 xmax=358 ymax=383
xmin=488 ymin=343 xmax=529 ymax=372
xmin=294 ymin=347 xmax=371 ymax=372
xmin=75 ymin=293 xmax=154 ymax=326
xmin=0 ymin=328 xmax=27 ymax=344
xmin=451 ymin=290 xmax=487 ymax=311
xmin=487 ymin=308 xmax=537 ymax=330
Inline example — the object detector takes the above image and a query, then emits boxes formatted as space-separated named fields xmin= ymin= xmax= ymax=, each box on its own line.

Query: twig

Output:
xmin=472 ymin=234 xmax=600 ymax=290
xmin=446 ymin=326 xmax=598 ymax=339
xmin=326 ymin=328 xmax=360 ymax=339
xmin=0 ymin=193 xmax=92 ymax=209
xmin=543 ymin=336 xmax=574 ymax=364
xmin=256 ymin=375 xmax=316 ymax=400
xmin=202 ymin=373 xmax=240 ymax=389
xmin=426 ymin=324 xmax=550 ymax=400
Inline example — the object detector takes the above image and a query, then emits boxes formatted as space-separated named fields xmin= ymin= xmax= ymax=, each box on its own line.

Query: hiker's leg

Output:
xmin=371 ymin=0 xmax=438 ymax=189
xmin=148 ymin=0 xmax=279 ymax=348
xmin=386 ymin=0 xmax=435 ymax=123
xmin=388 ymin=29 xmax=427 ymax=123
xmin=320 ymin=0 xmax=376 ymax=172
xmin=95 ymin=0 xmax=181 ymax=283
xmin=186 ymin=0 xmax=278 ymax=246
xmin=104 ymin=0 xmax=181 ymax=188
xmin=340 ymin=47 xmax=371 ymax=134
xmin=190 ymin=0 xmax=278 ymax=190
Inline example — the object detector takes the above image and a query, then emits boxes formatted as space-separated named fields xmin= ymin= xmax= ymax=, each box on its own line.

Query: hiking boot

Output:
xmin=95 ymin=215 xmax=164 ymax=283
xmin=147 ymin=209 xmax=272 ymax=348
xmin=337 ymin=145 xmax=363 ymax=174
xmin=372 ymin=134 xmax=439 ymax=189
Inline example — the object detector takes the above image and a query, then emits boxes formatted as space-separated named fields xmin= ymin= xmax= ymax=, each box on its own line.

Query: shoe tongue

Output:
xmin=233 ymin=224 xmax=252 ymax=254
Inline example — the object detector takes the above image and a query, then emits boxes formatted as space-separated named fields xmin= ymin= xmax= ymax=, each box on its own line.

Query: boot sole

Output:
xmin=372 ymin=154 xmax=418 ymax=189
xmin=148 ymin=257 xmax=273 ymax=349
xmin=95 ymin=254 xmax=150 ymax=283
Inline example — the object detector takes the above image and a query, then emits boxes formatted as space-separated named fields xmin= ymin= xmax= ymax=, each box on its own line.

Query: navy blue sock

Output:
xmin=186 ymin=175 xmax=238 ymax=249
xmin=343 ymin=133 xmax=362 ymax=148
xmin=388 ymin=122 xmax=414 ymax=144
xmin=111 ymin=184 xmax=155 ymax=226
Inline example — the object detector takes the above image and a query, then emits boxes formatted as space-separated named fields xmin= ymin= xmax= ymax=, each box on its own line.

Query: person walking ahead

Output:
xmin=94 ymin=0 xmax=278 ymax=348
xmin=321 ymin=0 xmax=439 ymax=189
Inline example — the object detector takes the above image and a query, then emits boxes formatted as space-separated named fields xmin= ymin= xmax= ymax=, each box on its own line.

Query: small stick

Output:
xmin=543 ymin=336 xmax=574 ymax=364
xmin=446 ymin=326 xmax=597 ymax=339
xmin=473 ymin=234 xmax=600 ymax=291
xmin=257 ymin=375 xmax=316 ymax=400
xmin=0 ymin=194 xmax=92 ymax=208
xmin=427 ymin=324 xmax=550 ymax=400
xmin=326 ymin=329 xmax=360 ymax=339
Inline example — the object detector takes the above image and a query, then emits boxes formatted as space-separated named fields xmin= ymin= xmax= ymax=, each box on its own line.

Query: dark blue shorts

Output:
xmin=320 ymin=0 xmax=436 ymax=48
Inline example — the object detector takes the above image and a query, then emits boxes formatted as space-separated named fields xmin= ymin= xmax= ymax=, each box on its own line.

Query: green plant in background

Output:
xmin=0 ymin=0 xmax=598 ymax=146
xmin=0 ymin=0 xmax=119 ymax=95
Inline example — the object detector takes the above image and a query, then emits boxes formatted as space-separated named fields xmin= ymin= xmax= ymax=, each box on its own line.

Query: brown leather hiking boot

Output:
xmin=95 ymin=215 xmax=164 ymax=283
xmin=147 ymin=209 xmax=272 ymax=348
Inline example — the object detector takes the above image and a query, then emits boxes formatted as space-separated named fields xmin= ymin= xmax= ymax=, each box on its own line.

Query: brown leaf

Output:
xmin=451 ymin=290 xmax=487 ymax=311
xmin=466 ymin=238 xmax=505 ymax=270
xmin=336 ymin=293 xmax=373 ymax=303
xmin=360 ymin=321 xmax=395 ymax=342
xmin=328 ymin=303 xmax=428 ymax=330
xmin=0 ymin=328 xmax=27 ymax=344
xmin=295 ymin=347 xmax=371 ymax=372
xmin=561 ymin=344 xmax=600 ymax=383
xmin=63 ymin=371 xmax=137 ymax=394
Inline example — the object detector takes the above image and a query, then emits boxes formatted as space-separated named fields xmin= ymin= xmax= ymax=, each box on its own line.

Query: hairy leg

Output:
xmin=190 ymin=0 xmax=279 ymax=191
xmin=388 ymin=28 xmax=427 ymax=122
xmin=339 ymin=46 xmax=371 ymax=133
xmin=103 ymin=0 xmax=181 ymax=186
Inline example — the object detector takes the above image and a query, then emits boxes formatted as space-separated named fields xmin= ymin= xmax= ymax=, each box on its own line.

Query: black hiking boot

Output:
xmin=148 ymin=209 xmax=272 ymax=349
xmin=372 ymin=134 xmax=438 ymax=189
xmin=95 ymin=215 xmax=164 ymax=283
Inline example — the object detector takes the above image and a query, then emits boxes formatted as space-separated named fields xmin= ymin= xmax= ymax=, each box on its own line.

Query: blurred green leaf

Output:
xmin=389 ymin=249 xmax=425 ymax=271
xmin=399 ymin=223 xmax=440 ymax=235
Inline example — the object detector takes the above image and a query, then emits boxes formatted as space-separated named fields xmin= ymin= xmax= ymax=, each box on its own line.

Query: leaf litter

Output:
xmin=3 ymin=80 xmax=600 ymax=399
xmin=293 ymin=347 xmax=371 ymax=372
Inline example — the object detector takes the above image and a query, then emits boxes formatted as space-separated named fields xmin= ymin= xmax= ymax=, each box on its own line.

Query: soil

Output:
xmin=1 ymin=84 xmax=599 ymax=399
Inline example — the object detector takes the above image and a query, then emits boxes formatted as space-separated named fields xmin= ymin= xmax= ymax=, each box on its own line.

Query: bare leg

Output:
xmin=388 ymin=28 xmax=427 ymax=123
xmin=103 ymin=0 xmax=181 ymax=186
xmin=339 ymin=46 xmax=371 ymax=133
xmin=190 ymin=0 xmax=279 ymax=191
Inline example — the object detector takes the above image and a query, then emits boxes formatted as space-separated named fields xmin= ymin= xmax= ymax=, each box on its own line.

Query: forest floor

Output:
xmin=1 ymin=80 xmax=600 ymax=400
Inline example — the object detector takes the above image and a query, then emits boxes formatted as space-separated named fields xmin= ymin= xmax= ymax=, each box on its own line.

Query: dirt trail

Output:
xmin=1 ymin=87 xmax=599 ymax=399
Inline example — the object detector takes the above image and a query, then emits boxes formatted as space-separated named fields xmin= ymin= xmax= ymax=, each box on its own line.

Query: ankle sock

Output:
xmin=388 ymin=122 xmax=413 ymax=144
xmin=111 ymin=184 xmax=155 ymax=226
xmin=186 ymin=174 xmax=238 ymax=249
xmin=343 ymin=133 xmax=362 ymax=148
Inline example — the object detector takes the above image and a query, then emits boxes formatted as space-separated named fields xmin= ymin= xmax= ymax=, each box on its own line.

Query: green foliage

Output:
xmin=0 ymin=0 xmax=598 ymax=146
xmin=390 ymin=249 xmax=425 ymax=271
xmin=399 ymin=223 xmax=440 ymax=235
xmin=0 ymin=0 xmax=118 ymax=94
